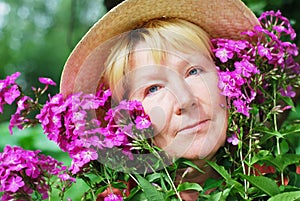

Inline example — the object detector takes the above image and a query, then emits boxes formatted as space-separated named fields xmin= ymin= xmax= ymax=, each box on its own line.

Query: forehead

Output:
xmin=130 ymin=42 xmax=213 ymax=69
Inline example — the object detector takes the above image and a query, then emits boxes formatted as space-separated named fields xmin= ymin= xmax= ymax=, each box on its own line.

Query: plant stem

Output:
xmin=163 ymin=165 xmax=182 ymax=201
xmin=152 ymin=150 xmax=182 ymax=201
xmin=273 ymin=83 xmax=284 ymax=185
xmin=240 ymin=148 xmax=248 ymax=200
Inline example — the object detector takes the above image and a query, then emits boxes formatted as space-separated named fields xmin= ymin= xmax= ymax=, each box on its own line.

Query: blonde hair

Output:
xmin=102 ymin=18 xmax=212 ymax=99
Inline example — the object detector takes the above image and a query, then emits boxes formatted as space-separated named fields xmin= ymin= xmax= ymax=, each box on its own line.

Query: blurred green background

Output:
xmin=0 ymin=0 xmax=300 ymax=200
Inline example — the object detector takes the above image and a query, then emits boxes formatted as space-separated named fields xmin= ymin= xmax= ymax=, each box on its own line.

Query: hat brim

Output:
xmin=60 ymin=0 xmax=259 ymax=97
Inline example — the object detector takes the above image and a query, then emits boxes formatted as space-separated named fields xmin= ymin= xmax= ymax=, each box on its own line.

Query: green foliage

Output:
xmin=0 ymin=0 xmax=107 ymax=121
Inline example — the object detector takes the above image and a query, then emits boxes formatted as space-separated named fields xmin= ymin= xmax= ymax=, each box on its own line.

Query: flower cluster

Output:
xmin=210 ymin=10 xmax=300 ymax=200
xmin=36 ymin=88 xmax=152 ymax=174
xmin=8 ymin=74 xmax=59 ymax=134
xmin=0 ymin=72 xmax=21 ymax=114
xmin=0 ymin=145 xmax=74 ymax=201
xmin=213 ymin=10 xmax=299 ymax=118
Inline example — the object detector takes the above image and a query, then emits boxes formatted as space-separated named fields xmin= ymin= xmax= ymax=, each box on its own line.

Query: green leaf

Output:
xmin=127 ymin=190 xmax=148 ymax=201
xmin=178 ymin=158 xmax=204 ymax=173
xmin=255 ymin=126 xmax=283 ymax=144
xmin=145 ymin=173 xmax=161 ymax=183
xmin=250 ymin=150 xmax=272 ymax=165
xmin=279 ymin=139 xmax=289 ymax=155
xmin=203 ymin=178 xmax=224 ymax=193
xmin=280 ymin=96 xmax=295 ymax=112
xmin=280 ymin=124 xmax=300 ymax=136
xmin=264 ymin=154 xmax=300 ymax=172
xmin=267 ymin=191 xmax=300 ymax=201
xmin=134 ymin=174 xmax=165 ymax=201
xmin=239 ymin=175 xmax=280 ymax=196
xmin=207 ymin=161 xmax=244 ymax=194
xmin=206 ymin=161 xmax=231 ymax=181
xmin=111 ymin=181 xmax=127 ymax=189
xmin=205 ymin=188 xmax=232 ymax=201
xmin=177 ymin=182 xmax=203 ymax=192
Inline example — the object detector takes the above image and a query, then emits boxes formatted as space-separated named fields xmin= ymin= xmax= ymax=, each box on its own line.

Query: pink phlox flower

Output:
xmin=259 ymin=10 xmax=296 ymax=40
xmin=273 ymin=25 xmax=286 ymax=33
xmin=6 ymin=175 xmax=24 ymax=193
xmin=59 ymin=173 xmax=76 ymax=183
xmin=85 ymin=135 xmax=103 ymax=149
xmin=1 ymin=72 xmax=21 ymax=88
xmin=73 ymin=121 xmax=86 ymax=135
xmin=281 ymin=105 xmax=292 ymax=111
xmin=135 ymin=115 xmax=151 ymax=130
xmin=73 ymin=135 xmax=94 ymax=149
xmin=95 ymin=88 xmax=111 ymax=106
xmin=233 ymin=99 xmax=251 ymax=117
xmin=69 ymin=158 xmax=85 ymax=174
xmin=246 ymin=90 xmax=257 ymax=104
xmin=215 ymin=48 xmax=234 ymax=63
xmin=257 ymin=45 xmax=273 ymax=60
xmin=9 ymin=113 xmax=26 ymax=134
xmin=228 ymin=40 xmax=248 ymax=52
xmin=218 ymin=71 xmax=243 ymax=98
xmin=80 ymin=148 xmax=98 ymax=164
xmin=25 ymin=162 xmax=41 ymax=179
xmin=121 ymin=123 xmax=134 ymax=138
xmin=227 ymin=133 xmax=239 ymax=146
xmin=104 ymin=108 xmax=116 ymax=122
xmin=282 ymin=42 xmax=298 ymax=56
xmin=234 ymin=59 xmax=259 ymax=78
xmin=241 ymin=29 xmax=256 ymax=37
xmin=0 ymin=97 xmax=4 ymax=113
xmin=16 ymin=96 xmax=32 ymax=113
xmin=81 ymin=94 xmax=102 ymax=110
xmin=104 ymin=129 xmax=127 ymax=148
xmin=104 ymin=193 xmax=123 ymax=201
xmin=117 ymin=99 xmax=138 ymax=111
xmin=279 ymin=85 xmax=296 ymax=98
xmin=0 ymin=145 xmax=69 ymax=198
xmin=38 ymin=77 xmax=56 ymax=86
xmin=4 ymin=84 xmax=20 ymax=105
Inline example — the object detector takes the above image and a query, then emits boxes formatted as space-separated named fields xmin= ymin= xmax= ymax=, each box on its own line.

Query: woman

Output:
xmin=60 ymin=0 xmax=260 ymax=200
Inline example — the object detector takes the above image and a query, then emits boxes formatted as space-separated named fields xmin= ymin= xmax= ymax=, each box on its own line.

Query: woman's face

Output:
xmin=123 ymin=43 xmax=227 ymax=160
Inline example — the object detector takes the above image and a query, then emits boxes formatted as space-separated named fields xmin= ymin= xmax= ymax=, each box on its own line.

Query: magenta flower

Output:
xmin=257 ymin=45 xmax=272 ymax=60
xmin=104 ymin=193 xmax=123 ymax=201
xmin=233 ymin=99 xmax=251 ymax=117
xmin=80 ymin=148 xmax=98 ymax=164
xmin=104 ymin=130 xmax=127 ymax=148
xmin=6 ymin=176 xmax=24 ymax=193
xmin=218 ymin=71 xmax=244 ymax=98
xmin=0 ymin=145 xmax=73 ymax=199
xmin=279 ymin=85 xmax=296 ymax=98
xmin=135 ymin=115 xmax=151 ymax=130
xmin=1 ymin=72 xmax=21 ymax=88
xmin=38 ymin=77 xmax=56 ymax=86
xmin=234 ymin=59 xmax=259 ymax=78
xmin=3 ymin=84 xmax=20 ymax=105
xmin=9 ymin=113 xmax=26 ymax=134
xmin=227 ymin=133 xmax=239 ymax=146
xmin=215 ymin=48 xmax=234 ymax=63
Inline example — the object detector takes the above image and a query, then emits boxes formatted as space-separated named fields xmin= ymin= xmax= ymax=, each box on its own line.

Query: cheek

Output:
xmin=142 ymin=98 xmax=170 ymax=135
xmin=200 ymin=73 xmax=223 ymax=104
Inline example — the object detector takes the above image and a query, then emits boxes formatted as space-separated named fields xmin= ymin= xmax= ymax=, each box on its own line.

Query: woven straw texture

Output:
xmin=60 ymin=0 xmax=259 ymax=97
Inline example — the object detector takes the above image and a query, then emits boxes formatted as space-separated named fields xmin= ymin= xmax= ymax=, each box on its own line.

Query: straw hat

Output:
xmin=60 ymin=0 xmax=259 ymax=97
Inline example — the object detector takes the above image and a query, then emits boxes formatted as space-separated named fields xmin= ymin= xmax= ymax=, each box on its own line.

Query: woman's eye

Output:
xmin=146 ymin=85 xmax=160 ymax=95
xmin=187 ymin=67 xmax=203 ymax=77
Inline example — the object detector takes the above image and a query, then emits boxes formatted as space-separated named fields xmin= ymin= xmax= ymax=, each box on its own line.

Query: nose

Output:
xmin=171 ymin=79 xmax=198 ymax=115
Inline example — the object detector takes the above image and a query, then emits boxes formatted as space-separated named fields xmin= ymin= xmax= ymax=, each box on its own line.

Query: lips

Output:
xmin=177 ymin=119 xmax=210 ymax=135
